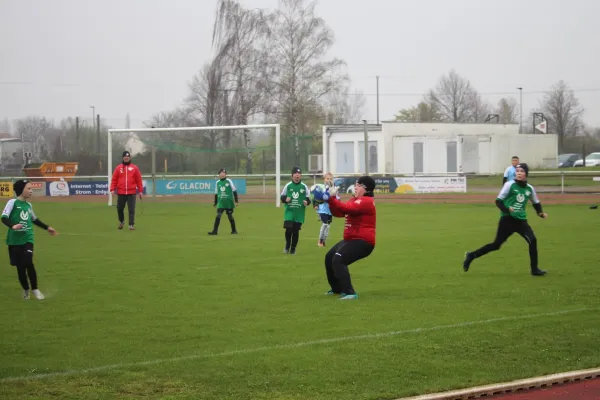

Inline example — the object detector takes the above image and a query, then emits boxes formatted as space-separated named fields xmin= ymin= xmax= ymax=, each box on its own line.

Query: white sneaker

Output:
xmin=32 ymin=289 xmax=45 ymax=300
xmin=23 ymin=290 xmax=30 ymax=300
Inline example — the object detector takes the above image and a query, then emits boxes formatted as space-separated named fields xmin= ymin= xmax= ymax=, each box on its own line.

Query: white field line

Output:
xmin=0 ymin=307 xmax=596 ymax=383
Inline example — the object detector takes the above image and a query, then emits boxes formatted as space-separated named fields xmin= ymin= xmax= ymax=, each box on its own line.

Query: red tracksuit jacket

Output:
xmin=110 ymin=163 xmax=144 ymax=195
xmin=328 ymin=195 xmax=376 ymax=246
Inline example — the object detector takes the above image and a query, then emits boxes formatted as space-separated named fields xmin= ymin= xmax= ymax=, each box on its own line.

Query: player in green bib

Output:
xmin=1 ymin=180 xmax=57 ymax=300
xmin=208 ymin=168 xmax=239 ymax=235
xmin=280 ymin=167 xmax=311 ymax=254
xmin=463 ymin=163 xmax=548 ymax=276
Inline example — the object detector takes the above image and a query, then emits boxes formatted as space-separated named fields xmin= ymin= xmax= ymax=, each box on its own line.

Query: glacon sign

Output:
xmin=154 ymin=179 xmax=247 ymax=195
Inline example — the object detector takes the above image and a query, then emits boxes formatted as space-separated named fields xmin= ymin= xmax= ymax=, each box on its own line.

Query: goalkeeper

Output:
xmin=208 ymin=168 xmax=239 ymax=235
xmin=317 ymin=176 xmax=377 ymax=300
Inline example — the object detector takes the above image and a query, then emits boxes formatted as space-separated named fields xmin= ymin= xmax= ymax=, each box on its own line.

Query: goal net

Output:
xmin=107 ymin=124 xmax=314 ymax=207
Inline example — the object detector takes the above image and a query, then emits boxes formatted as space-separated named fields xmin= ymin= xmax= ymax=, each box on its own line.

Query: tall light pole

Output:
xmin=90 ymin=105 xmax=95 ymax=129
xmin=516 ymin=87 xmax=523 ymax=133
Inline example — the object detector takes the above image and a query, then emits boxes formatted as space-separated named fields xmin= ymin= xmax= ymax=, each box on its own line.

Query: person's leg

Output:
xmin=23 ymin=243 xmax=43 ymax=299
xmin=324 ymin=241 xmax=345 ymax=294
xmin=11 ymin=246 xmax=30 ymax=296
xmin=318 ymin=214 xmax=331 ymax=246
xmin=226 ymin=209 xmax=237 ymax=234
xmin=463 ymin=217 xmax=515 ymax=271
xmin=332 ymin=240 xmax=374 ymax=297
xmin=209 ymin=209 xmax=225 ymax=235
xmin=126 ymin=194 xmax=137 ymax=228
xmin=116 ymin=194 xmax=127 ymax=229
xmin=515 ymin=221 xmax=545 ymax=275
xmin=283 ymin=220 xmax=293 ymax=252
xmin=290 ymin=222 xmax=302 ymax=254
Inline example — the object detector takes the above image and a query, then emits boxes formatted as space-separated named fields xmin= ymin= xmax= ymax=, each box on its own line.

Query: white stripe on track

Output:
xmin=0 ymin=307 xmax=595 ymax=383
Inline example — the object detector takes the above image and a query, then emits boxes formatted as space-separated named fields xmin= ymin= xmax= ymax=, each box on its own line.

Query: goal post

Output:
xmin=107 ymin=124 xmax=282 ymax=207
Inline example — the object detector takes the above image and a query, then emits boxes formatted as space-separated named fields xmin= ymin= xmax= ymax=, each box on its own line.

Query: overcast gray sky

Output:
xmin=1 ymin=0 xmax=599 ymax=129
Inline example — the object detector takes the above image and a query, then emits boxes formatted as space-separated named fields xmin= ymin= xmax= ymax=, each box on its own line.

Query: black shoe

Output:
xmin=531 ymin=268 xmax=547 ymax=276
xmin=289 ymin=248 xmax=296 ymax=255
xmin=463 ymin=252 xmax=474 ymax=272
xmin=208 ymin=231 xmax=217 ymax=235
xmin=231 ymin=231 xmax=238 ymax=234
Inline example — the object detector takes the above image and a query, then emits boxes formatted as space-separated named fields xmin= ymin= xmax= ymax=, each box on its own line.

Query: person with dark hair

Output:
xmin=503 ymin=156 xmax=520 ymax=185
xmin=1 ymin=180 xmax=57 ymax=300
xmin=463 ymin=163 xmax=548 ymax=276
xmin=318 ymin=175 xmax=377 ymax=300
xmin=280 ymin=167 xmax=311 ymax=254
xmin=208 ymin=168 xmax=239 ymax=235
xmin=109 ymin=151 xmax=144 ymax=230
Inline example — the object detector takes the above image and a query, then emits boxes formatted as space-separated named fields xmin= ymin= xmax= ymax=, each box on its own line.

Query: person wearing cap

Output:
xmin=280 ymin=167 xmax=311 ymax=254
xmin=463 ymin=163 xmax=548 ymax=276
xmin=1 ymin=180 xmax=57 ymax=300
xmin=208 ymin=168 xmax=239 ymax=235
xmin=109 ymin=151 xmax=144 ymax=230
xmin=319 ymin=175 xmax=377 ymax=300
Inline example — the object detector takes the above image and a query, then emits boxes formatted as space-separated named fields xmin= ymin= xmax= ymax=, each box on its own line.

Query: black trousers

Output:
xmin=472 ymin=216 xmax=538 ymax=269
xmin=283 ymin=220 xmax=302 ymax=251
xmin=212 ymin=208 xmax=236 ymax=233
xmin=325 ymin=239 xmax=374 ymax=295
xmin=117 ymin=194 xmax=137 ymax=226
xmin=8 ymin=242 xmax=38 ymax=291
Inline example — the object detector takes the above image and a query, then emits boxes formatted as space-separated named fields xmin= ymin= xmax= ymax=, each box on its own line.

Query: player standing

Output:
xmin=110 ymin=151 xmax=144 ymax=230
xmin=208 ymin=168 xmax=239 ymax=235
xmin=503 ymin=156 xmax=519 ymax=185
xmin=315 ymin=172 xmax=336 ymax=247
xmin=463 ymin=163 xmax=548 ymax=276
xmin=319 ymin=175 xmax=377 ymax=300
xmin=281 ymin=167 xmax=310 ymax=254
xmin=1 ymin=180 xmax=57 ymax=300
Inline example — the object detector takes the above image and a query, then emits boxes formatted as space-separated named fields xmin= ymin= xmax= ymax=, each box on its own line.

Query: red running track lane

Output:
xmin=489 ymin=377 xmax=600 ymax=399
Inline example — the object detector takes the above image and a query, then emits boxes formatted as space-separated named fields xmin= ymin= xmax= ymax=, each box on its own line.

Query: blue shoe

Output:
xmin=340 ymin=294 xmax=358 ymax=300
xmin=325 ymin=290 xmax=338 ymax=296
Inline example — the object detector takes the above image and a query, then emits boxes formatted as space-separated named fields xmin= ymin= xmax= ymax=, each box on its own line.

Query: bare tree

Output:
xmin=395 ymin=101 xmax=441 ymax=122
xmin=541 ymin=80 xmax=584 ymax=152
xmin=495 ymin=98 xmax=518 ymax=124
xmin=267 ymin=0 xmax=348 ymax=165
xmin=0 ymin=118 xmax=12 ymax=135
xmin=323 ymin=86 xmax=367 ymax=124
xmin=212 ymin=0 xmax=271 ymax=173
xmin=426 ymin=70 xmax=479 ymax=123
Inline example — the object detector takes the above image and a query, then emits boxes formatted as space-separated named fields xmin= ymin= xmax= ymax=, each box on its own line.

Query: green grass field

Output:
xmin=0 ymin=201 xmax=599 ymax=400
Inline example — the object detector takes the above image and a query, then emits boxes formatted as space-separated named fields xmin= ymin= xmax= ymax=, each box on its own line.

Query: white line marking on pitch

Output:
xmin=0 ymin=307 xmax=596 ymax=383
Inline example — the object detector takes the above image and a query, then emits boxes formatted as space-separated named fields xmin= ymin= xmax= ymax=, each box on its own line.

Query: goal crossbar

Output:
xmin=107 ymin=124 xmax=281 ymax=207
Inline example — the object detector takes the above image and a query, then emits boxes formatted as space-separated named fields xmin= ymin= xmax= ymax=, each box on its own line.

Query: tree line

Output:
xmin=393 ymin=69 xmax=598 ymax=153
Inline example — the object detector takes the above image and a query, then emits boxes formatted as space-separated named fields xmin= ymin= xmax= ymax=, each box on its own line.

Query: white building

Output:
xmin=321 ymin=122 xmax=558 ymax=175
xmin=0 ymin=138 xmax=23 ymax=175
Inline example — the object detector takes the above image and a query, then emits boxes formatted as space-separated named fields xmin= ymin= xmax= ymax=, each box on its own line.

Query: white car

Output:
xmin=574 ymin=152 xmax=600 ymax=167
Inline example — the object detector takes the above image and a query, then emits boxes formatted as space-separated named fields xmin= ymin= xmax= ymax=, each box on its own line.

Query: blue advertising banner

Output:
xmin=45 ymin=181 xmax=148 ymax=196
xmin=154 ymin=179 xmax=247 ymax=195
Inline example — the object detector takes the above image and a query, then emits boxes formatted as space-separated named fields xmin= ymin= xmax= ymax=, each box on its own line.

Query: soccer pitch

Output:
xmin=0 ymin=200 xmax=598 ymax=400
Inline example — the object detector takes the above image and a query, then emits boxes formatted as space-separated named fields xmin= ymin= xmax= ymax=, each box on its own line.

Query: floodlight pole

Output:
xmin=363 ymin=120 xmax=369 ymax=175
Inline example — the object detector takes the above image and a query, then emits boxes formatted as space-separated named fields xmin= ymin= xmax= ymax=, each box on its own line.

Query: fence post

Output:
xmin=262 ymin=174 xmax=266 ymax=195
xmin=561 ymin=172 xmax=564 ymax=195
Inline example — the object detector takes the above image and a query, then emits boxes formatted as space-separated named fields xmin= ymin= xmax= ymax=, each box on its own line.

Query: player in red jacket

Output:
xmin=321 ymin=175 xmax=376 ymax=300
xmin=109 ymin=151 xmax=144 ymax=230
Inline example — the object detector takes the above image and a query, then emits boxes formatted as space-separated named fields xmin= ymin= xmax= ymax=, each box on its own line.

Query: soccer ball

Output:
xmin=310 ymin=184 xmax=326 ymax=205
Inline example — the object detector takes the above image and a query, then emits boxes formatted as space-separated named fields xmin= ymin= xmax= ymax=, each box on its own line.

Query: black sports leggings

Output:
xmin=325 ymin=239 xmax=374 ymax=295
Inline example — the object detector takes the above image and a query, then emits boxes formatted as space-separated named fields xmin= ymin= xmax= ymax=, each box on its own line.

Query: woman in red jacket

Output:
xmin=322 ymin=175 xmax=376 ymax=300
xmin=109 ymin=151 xmax=144 ymax=230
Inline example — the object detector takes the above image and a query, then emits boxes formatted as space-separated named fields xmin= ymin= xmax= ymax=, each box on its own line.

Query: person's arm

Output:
xmin=502 ymin=166 xmax=511 ymax=185
xmin=1 ymin=199 xmax=15 ymax=228
xmin=303 ymin=183 xmax=311 ymax=206
xmin=280 ymin=183 xmax=289 ymax=204
xmin=495 ymin=182 xmax=512 ymax=213
xmin=228 ymin=179 xmax=239 ymax=204
xmin=135 ymin=166 xmax=144 ymax=195
xmin=329 ymin=196 xmax=372 ymax=216
xmin=529 ymin=186 xmax=545 ymax=217
xmin=110 ymin=166 xmax=119 ymax=192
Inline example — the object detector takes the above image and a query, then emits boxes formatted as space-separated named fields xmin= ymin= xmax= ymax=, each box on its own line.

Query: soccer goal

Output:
xmin=107 ymin=124 xmax=282 ymax=207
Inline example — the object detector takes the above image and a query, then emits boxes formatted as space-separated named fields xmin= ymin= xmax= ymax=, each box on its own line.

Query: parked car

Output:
xmin=558 ymin=153 xmax=582 ymax=168
xmin=574 ymin=152 xmax=600 ymax=167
